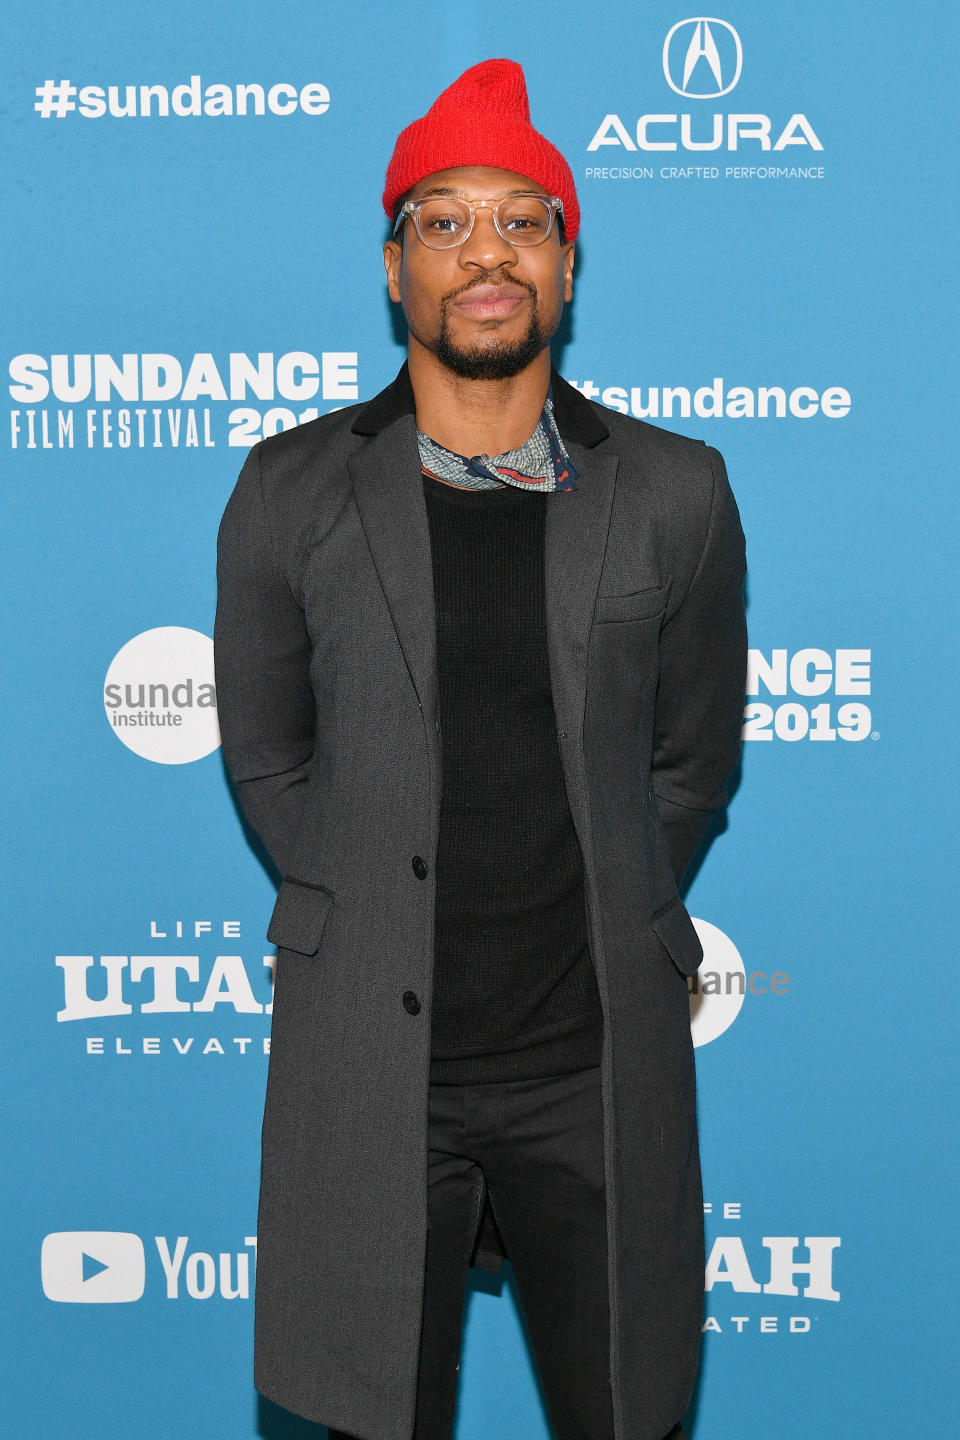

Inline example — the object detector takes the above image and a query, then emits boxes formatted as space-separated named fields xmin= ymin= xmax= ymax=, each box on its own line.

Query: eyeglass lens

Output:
xmin=415 ymin=197 xmax=555 ymax=248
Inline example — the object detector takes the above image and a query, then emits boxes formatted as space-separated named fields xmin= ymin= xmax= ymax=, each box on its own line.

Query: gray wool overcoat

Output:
xmin=214 ymin=365 xmax=747 ymax=1440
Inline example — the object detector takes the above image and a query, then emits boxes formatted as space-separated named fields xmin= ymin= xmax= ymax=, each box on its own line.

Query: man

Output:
xmin=215 ymin=58 xmax=746 ymax=1440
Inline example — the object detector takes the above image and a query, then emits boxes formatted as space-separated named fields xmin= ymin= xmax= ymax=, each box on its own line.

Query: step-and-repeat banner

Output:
xmin=3 ymin=3 xmax=955 ymax=1437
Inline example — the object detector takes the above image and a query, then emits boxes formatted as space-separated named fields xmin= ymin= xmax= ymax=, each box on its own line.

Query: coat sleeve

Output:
xmin=651 ymin=445 xmax=747 ymax=886
xmin=214 ymin=443 xmax=315 ymax=878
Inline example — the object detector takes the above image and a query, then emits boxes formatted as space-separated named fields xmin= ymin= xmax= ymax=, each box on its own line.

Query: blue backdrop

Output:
xmin=3 ymin=2 xmax=956 ymax=1437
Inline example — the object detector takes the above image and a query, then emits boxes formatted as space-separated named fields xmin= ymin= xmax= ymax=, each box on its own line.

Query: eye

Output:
xmin=500 ymin=199 xmax=551 ymax=238
xmin=427 ymin=214 xmax=462 ymax=234
xmin=418 ymin=200 xmax=469 ymax=234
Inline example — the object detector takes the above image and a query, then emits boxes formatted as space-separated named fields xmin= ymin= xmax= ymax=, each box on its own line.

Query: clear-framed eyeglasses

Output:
xmin=393 ymin=194 xmax=565 ymax=250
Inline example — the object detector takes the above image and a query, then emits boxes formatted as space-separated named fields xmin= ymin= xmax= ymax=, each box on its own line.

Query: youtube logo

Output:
xmin=41 ymin=1231 xmax=145 ymax=1303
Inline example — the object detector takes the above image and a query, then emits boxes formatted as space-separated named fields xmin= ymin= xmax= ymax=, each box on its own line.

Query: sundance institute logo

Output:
xmin=104 ymin=626 xmax=220 ymax=764
xmin=689 ymin=917 xmax=745 ymax=1045
xmin=688 ymin=918 xmax=789 ymax=1046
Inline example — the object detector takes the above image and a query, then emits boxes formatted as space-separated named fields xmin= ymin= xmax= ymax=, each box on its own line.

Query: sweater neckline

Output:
xmin=421 ymin=472 xmax=535 ymax=508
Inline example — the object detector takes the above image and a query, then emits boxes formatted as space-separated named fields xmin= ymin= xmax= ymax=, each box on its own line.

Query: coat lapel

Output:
xmin=347 ymin=366 xmax=618 ymax=762
xmin=348 ymin=414 xmax=439 ymax=726
xmin=544 ymin=439 xmax=619 ymax=748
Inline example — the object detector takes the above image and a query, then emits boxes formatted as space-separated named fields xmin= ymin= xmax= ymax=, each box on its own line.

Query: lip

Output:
xmin=452 ymin=284 xmax=529 ymax=319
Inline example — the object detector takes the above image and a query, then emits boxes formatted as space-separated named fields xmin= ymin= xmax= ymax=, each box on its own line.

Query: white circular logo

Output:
xmin=663 ymin=18 xmax=743 ymax=99
xmin=688 ymin=917 xmax=745 ymax=1046
xmin=104 ymin=627 xmax=220 ymax=765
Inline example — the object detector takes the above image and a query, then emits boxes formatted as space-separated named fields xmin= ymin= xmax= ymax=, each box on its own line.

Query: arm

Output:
xmin=214 ymin=444 xmax=315 ymax=878
xmin=652 ymin=445 xmax=747 ymax=886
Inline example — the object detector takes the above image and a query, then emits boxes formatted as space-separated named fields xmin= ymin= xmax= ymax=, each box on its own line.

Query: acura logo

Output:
xmin=663 ymin=18 xmax=743 ymax=98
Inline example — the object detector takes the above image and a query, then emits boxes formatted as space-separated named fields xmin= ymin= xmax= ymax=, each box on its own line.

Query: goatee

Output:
xmin=437 ymin=280 xmax=547 ymax=380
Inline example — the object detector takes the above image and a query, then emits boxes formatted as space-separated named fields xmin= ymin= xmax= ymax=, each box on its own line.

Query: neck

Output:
xmin=408 ymin=340 xmax=551 ymax=455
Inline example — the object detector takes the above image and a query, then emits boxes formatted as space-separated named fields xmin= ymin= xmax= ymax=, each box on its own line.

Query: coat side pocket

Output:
xmin=267 ymin=878 xmax=335 ymax=957
xmin=650 ymin=896 xmax=704 ymax=977
xmin=593 ymin=584 xmax=668 ymax=624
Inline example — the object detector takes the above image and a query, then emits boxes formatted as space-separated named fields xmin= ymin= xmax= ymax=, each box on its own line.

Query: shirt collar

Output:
xmin=350 ymin=361 xmax=610 ymax=449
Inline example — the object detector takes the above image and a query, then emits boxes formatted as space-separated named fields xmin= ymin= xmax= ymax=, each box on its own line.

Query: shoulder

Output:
xmin=565 ymin=391 xmax=739 ymax=584
xmin=245 ymin=361 xmax=414 ymax=512
xmin=233 ymin=401 xmax=367 ymax=538
xmin=253 ymin=401 xmax=367 ymax=482
xmin=593 ymin=400 xmax=709 ymax=464
xmin=560 ymin=381 xmax=730 ymax=538
xmin=598 ymin=403 xmax=727 ymax=518
xmin=554 ymin=372 xmax=719 ymax=481
xmin=219 ymin=403 xmax=371 ymax=590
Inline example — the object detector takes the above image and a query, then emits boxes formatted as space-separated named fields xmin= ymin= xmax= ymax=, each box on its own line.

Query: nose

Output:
xmin=457 ymin=207 xmax=517 ymax=271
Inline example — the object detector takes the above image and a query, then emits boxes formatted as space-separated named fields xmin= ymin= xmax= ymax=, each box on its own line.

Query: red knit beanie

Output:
xmin=382 ymin=59 xmax=580 ymax=243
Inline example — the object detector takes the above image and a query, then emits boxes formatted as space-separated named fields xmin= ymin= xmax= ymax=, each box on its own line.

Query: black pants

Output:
xmin=332 ymin=1065 xmax=615 ymax=1440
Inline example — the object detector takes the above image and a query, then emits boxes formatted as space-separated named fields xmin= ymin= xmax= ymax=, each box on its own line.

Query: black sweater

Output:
xmin=423 ymin=474 xmax=603 ymax=1084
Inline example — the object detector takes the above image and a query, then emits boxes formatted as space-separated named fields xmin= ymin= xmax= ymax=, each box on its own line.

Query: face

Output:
xmin=383 ymin=166 xmax=575 ymax=381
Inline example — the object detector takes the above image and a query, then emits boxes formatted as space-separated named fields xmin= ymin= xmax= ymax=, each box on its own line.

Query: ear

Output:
xmin=383 ymin=238 xmax=403 ymax=303
xmin=561 ymin=242 xmax=575 ymax=303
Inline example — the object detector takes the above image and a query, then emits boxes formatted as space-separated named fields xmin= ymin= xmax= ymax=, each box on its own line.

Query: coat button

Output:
xmin=403 ymin=991 xmax=421 ymax=1015
xmin=411 ymin=855 xmax=428 ymax=880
